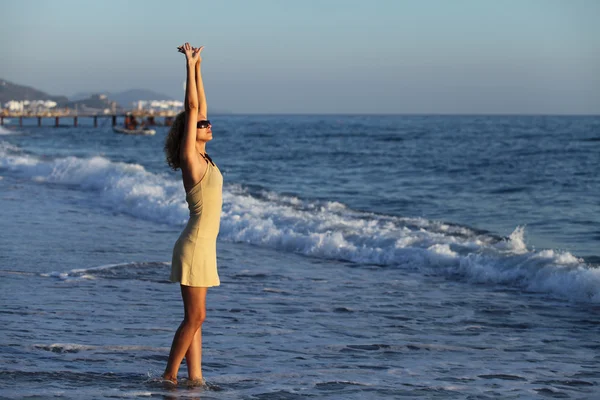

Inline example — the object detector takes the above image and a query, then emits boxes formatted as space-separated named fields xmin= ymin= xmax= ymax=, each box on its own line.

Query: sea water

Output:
xmin=0 ymin=115 xmax=599 ymax=398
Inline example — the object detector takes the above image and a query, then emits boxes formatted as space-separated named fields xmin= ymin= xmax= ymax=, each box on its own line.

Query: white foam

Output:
xmin=42 ymin=262 xmax=170 ymax=281
xmin=0 ymin=126 xmax=17 ymax=135
xmin=70 ymin=261 xmax=170 ymax=274
xmin=2 ymin=143 xmax=599 ymax=302
xmin=498 ymin=226 xmax=529 ymax=254
xmin=34 ymin=343 xmax=169 ymax=352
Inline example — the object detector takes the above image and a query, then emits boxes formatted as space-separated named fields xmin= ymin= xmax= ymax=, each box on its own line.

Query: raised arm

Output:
xmin=180 ymin=43 xmax=199 ymax=160
xmin=193 ymin=46 xmax=207 ymax=119
xmin=177 ymin=43 xmax=207 ymax=189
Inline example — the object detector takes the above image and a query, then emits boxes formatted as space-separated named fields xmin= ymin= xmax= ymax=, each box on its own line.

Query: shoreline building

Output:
xmin=134 ymin=100 xmax=184 ymax=114
xmin=3 ymin=100 xmax=58 ymax=115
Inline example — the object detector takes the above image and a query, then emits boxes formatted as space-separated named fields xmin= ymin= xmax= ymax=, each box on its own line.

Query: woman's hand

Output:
xmin=192 ymin=46 xmax=204 ymax=65
xmin=177 ymin=42 xmax=200 ymax=64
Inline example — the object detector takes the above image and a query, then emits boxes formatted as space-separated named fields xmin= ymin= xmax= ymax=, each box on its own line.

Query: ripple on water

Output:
xmin=532 ymin=379 xmax=595 ymax=387
xmin=533 ymin=387 xmax=571 ymax=398
xmin=478 ymin=374 xmax=528 ymax=381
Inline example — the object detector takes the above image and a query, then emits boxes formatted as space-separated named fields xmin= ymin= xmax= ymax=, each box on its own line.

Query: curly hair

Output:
xmin=164 ymin=111 xmax=187 ymax=170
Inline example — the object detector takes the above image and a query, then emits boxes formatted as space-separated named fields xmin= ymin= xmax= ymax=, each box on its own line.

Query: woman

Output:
xmin=162 ymin=42 xmax=223 ymax=386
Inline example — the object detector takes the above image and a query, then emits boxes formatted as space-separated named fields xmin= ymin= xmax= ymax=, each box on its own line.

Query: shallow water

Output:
xmin=1 ymin=116 xmax=599 ymax=398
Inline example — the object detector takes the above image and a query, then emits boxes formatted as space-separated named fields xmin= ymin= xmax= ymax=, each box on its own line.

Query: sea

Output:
xmin=0 ymin=115 xmax=599 ymax=399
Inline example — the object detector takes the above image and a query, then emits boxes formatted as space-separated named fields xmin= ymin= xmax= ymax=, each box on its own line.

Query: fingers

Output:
xmin=177 ymin=43 xmax=189 ymax=54
xmin=177 ymin=43 xmax=192 ymax=56
xmin=177 ymin=43 xmax=204 ymax=56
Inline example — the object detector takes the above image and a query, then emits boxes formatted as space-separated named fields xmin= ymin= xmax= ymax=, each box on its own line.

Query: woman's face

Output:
xmin=196 ymin=120 xmax=212 ymax=142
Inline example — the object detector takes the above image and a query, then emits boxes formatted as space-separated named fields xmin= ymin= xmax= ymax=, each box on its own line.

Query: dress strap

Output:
xmin=199 ymin=152 xmax=215 ymax=166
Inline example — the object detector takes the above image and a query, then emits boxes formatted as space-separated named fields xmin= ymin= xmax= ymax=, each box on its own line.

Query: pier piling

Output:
xmin=1 ymin=112 xmax=178 ymax=128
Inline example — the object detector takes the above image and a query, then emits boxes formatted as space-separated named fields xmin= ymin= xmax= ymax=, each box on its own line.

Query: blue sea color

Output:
xmin=0 ymin=115 xmax=599 ymax=398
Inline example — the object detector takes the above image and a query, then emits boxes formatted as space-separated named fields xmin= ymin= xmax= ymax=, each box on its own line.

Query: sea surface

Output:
xmin=0 ymin=115 xmax=599 ymax=399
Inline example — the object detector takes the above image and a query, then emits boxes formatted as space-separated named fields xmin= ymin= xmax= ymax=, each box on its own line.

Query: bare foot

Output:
xmin=187 ymin=377 xmax=206 ymax=387
xmin=162 ymin=375 xmax=178 ymax=387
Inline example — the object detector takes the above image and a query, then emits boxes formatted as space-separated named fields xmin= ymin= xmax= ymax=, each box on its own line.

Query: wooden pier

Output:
xmin=0 ymin=112 xmax=178 ymax=127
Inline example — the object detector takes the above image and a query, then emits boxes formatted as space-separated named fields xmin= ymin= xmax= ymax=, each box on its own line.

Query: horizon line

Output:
xmin=208 ymin=112 xmax=600 ymax=117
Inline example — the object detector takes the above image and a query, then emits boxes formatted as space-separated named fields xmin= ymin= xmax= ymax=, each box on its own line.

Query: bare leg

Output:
xmin=185 ymin=327 xmax=203 ymax=381
xmin=163 ymin=285 xmax=207 ymax=383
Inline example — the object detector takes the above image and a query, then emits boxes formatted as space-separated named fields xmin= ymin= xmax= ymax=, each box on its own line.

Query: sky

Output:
xmin=1 ymin=0 xmax=599 ymax=114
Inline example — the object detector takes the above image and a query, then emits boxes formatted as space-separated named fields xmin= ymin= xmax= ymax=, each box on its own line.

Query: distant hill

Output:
xmin=70 ymin=91 xmax=105 ymax=101
xmin=63 ymin=94 xmax=120 ymax=113
xmin=1 ymin=80 xmax=231 ymax=112
xmin=0 ymin=79 xmax=68 ymax=105
xmin=71 ymin=89 xmax=174 ymax=108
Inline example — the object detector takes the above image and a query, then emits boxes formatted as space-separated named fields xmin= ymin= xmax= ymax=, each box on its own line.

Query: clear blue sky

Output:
xmin=2 ymin=0 xmax=599 ymax=114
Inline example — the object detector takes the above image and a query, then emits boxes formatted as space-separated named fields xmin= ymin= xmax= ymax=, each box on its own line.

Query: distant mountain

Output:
xmin=70 ymin=91 xmax=105 ymax=102
xmin=0 ymin=79 xmax=68 ymax=105
xmin=2 ymin=80 xmax=230 ymax=113
xmin=70 ymin=89 xmax=174 ymax=108
xmin=63 ymin=94 xmax=120 ymax=113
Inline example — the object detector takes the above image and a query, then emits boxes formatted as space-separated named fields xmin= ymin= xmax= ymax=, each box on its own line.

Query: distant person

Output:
xmin=124 ymin=115 xmax=138 ymax=130
xmin=162 ymin=42 xmax=220 ymax=386
xmin=129 ymin=116 xmax=138 ymax=130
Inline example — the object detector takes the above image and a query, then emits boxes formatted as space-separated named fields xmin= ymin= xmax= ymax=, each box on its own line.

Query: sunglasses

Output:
xmin=197 ymin=120 xmax=211 ymax=129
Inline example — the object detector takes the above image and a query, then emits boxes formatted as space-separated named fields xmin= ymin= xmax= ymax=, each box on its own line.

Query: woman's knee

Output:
xmin=185 ymin=311 xmax=206 ymax=329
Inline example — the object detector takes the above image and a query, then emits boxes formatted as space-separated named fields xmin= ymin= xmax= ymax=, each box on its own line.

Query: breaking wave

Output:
xmin=2 ymin=142 xmax=599 ymax=302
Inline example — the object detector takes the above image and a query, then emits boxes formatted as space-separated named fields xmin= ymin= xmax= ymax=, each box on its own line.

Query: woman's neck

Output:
xmin=195 ymin=142 xmax=206 ymax=154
